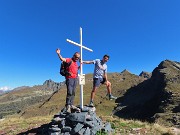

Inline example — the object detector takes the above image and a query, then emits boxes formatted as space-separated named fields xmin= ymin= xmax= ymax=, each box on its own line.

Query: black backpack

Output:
xmin=60 ymin=60 xmax=72 ymax=76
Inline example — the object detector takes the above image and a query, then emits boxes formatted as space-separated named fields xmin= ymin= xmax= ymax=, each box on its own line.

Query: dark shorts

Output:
xmin=93 ymin=78 xmax=106 ymax=87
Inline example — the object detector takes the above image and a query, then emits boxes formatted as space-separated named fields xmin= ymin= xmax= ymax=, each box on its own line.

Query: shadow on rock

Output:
xmin=17 ymin=123 xmax=49 ymax=135
xmin=113 ymin=60 xmax=180 ymax=127
xmin=113 ymin=68 xmax=167 ymax=121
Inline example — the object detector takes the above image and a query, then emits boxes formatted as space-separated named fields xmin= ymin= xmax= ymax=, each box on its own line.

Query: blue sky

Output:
xmin=0 ymin=0 xmax=180 ymax=90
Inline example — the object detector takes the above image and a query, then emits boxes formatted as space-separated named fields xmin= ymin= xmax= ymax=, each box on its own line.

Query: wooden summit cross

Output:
xmin=67 ymin=27 xmax=93 ymax=109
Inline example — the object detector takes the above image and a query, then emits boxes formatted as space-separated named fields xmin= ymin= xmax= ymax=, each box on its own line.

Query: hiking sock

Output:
xmin=90 ymin=99 xmax=93 ymax=103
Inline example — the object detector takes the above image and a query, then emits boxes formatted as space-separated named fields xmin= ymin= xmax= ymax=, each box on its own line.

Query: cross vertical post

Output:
xmin=80 ymin=27 xmax=83 ymax=109
xmin=66 ymin=27 xmax=93 ymax=109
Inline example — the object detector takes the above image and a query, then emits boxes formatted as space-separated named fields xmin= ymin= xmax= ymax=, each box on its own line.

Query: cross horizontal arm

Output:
xmin=66 ymin=39 xmax=93 ymax=52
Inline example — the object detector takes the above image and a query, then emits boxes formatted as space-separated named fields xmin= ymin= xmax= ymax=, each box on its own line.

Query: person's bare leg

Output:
xmin=105 ymin=81 xmax=117 ymax=100
xmin=105 ymin=81 xmax=112 ymax=95
xmin=89 ymin=87 xmax=98 ymax=106
xmin=90 ymin=86 xmax=98 ymax=101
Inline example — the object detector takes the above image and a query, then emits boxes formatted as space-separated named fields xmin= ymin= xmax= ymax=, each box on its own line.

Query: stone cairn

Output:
xmin=48 ymin=105 xmax=114 ymax=135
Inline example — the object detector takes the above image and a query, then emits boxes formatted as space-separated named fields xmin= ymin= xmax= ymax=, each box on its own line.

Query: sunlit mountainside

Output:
xmin=0 ymin=59 xmax=179 ymax=134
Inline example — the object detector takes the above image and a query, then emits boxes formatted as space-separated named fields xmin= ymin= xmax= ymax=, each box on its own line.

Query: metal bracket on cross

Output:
xmin=66 ymin=27 xmax=93 ymax=109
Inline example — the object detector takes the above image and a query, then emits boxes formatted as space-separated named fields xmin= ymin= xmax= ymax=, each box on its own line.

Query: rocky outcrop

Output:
xmin=48 ymin=106 xmax=114 ymax=135
xmin=114 ymin=60 xmax=180 ymax=128
xmin=139 ymin=71 xmax=151 ymax=79
xmin=42 ymin=79 xmax=65 ymax=91
xmin=120 ymin=69 xmax=131 ymax=75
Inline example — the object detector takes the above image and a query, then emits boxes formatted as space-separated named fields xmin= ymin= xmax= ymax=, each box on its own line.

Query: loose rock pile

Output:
xmin=48 ymin=105 xmax=114 ymax=135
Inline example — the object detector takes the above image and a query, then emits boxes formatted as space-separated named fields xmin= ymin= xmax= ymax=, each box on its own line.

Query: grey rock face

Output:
xmin=48 ymin=105 xmax=114 ymax=135
xmin=139 ymin=71 xmax=151 ymax=79
xmin=43 ymin=79 xmax=65 ymax=91
xmin=114 ymin=60 xmax=180 ymax=128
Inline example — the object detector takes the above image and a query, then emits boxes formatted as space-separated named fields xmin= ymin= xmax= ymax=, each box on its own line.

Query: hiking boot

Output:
xmin=89 ymin=101 xmax=94 ymax=107
xmin=109 ymin=95 xmax=117 ymax=100
xmin=66 ymin=105 xmax=71 ymax=113
xmin=71 ymin=105 xmax=81 ymax=112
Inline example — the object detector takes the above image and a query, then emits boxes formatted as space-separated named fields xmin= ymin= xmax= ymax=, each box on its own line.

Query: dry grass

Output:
xmin=0 ymin=115 xmax=178 ymax=135
xmin=99 ymin=116 xmax=178 ymax=135
xmin=0 ymin=115 xmax=52 ymax=135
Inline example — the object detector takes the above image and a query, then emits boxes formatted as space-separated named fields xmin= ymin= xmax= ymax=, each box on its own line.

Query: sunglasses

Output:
xmin=74 ymin=56 xmax=80 ymax=59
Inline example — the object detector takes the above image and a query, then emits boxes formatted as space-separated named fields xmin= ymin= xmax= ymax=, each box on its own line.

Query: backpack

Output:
xmin=60 ymin=60 xmax=72 ymax=76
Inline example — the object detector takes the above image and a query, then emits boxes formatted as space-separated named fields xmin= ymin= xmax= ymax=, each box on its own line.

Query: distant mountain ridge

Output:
xmin=0 ymin=90 xmax=4 ymax=95
xmin=0 ymin=89 xmax=12 ymax=95
xmin=114 ymin=59 xmax=180 ymax=127
xmin=0 ymin=59 xmax=179 ymax=128
xmin=12 ymin=86 xmax=30 ymax=91
xmin=42 ymin=79 xmax=65 ymax=91
xmin=139 ymin=71 xmax=152 ymax=79
xmin=0 ymin=79 xmax=64 ymax=118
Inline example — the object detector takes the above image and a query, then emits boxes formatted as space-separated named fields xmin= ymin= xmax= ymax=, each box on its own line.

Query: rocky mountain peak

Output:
xmin=43 ymin=79 xmax=65 ymax=91
xmin=139 ymin=71 xmax=151 ymax=79
xmin=120 ymin=69 xmax=131 ymax=75
xmin=114 ymin=59 xmax=180 ymax=127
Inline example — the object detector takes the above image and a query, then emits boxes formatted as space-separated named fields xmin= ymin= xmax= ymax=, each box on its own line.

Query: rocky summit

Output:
xmin=48 ymin=105 xmax=113 ymax=135
xmin=114 ymin=59 xmax=180 ymax=128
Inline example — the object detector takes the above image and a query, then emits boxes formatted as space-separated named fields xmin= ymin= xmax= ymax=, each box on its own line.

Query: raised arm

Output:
xmin=56 ymin=48 xmax=66 ymax=62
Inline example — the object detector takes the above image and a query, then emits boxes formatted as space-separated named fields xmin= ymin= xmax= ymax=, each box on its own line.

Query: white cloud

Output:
xmin=0 ymin=86 xmax=12 ymax=91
